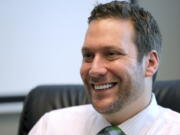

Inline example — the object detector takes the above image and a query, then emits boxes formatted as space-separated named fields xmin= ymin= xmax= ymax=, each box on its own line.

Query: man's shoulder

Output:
xmin=44 ymin=104 xmax=98 ymax=122
xmin=50 ymin=104 xmax=93 ymax=113
xmin=150 ymin=108 xmax=180 ymax=133
xmin=29 ymin=105 xmax=102 ymax=134
xmin=49 ymin=104 xmax=95 ymax=115
xmin=163 ymin=108 xmax=180 ymax=123
xmin=40 ymin=104 xmax=102 ymax=130
xmin=157 ymin=107 xmax=180 ymax=128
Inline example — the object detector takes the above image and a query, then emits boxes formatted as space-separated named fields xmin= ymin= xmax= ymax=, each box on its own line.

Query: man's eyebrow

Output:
xmin=81 ymin=46 xmax=125 ymax=52
xmin=81 ymin=47 xmax=91 ymax=52
xmin=102 ymin=46 xmax=118 ymax=50
xmin=102 ymin=46 xmax=125 ymax=52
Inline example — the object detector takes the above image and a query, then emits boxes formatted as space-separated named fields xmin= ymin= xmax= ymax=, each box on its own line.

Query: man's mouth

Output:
xmin=92 ymin=83 xmax=117 ymax=90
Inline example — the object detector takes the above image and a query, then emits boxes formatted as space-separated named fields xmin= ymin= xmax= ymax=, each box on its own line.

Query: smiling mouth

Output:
xmin=92 ymin=82 xmax=117 ymax=91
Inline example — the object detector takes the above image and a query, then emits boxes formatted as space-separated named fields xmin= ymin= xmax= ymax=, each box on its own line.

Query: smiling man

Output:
xmin=80 ymin=17 xmax=151 ymax=125
xmin=29 ymin=1 xmax=180 ymax=135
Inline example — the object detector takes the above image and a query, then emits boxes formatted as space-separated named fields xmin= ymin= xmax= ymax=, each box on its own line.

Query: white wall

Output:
xmin=0 ymin=0 xmax=130 ymax=96
xmin=0 ymin=0 xmax=89 ymax=95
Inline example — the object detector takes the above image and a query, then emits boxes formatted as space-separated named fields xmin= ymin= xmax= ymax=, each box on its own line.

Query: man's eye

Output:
xmin=105 ymin=51 xmax=125 ymax=60
xmin=106 ymin=52 xmax=119 ymax=57
xmin=108 ymin=52 xmax=116 ymax=56
xmin=82 ymin=53 xmax=94 ymax=62
xmin=83 ymin=53 xmax=92 ymax=58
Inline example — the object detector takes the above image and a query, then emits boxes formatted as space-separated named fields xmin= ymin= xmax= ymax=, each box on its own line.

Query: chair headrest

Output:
xmin=153 ymin=80 xmax=180 ymax=112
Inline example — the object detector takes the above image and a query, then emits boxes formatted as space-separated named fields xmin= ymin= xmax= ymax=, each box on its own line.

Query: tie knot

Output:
xmin=97 ymin=126 xmax=126 ymax=135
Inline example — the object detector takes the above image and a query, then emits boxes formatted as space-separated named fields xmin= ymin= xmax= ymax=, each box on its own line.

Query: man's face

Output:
xmin=80 ymin=18 xmax=146 ymax=114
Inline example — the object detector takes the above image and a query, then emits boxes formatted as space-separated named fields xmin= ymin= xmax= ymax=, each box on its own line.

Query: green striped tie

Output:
xmin=97 ymin=126 xmax=126 ymax=135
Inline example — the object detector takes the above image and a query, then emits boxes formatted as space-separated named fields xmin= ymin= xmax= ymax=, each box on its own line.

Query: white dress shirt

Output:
xmin=29 ymin=95 xmax=180 ymax=135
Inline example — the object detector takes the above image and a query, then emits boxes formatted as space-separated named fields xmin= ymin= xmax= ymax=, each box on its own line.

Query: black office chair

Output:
xmin=18 ymin=80 xmax=180 ymax=135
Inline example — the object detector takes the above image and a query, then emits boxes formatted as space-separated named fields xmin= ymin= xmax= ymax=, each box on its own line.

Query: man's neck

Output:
xmin=103 ymin=93 xmax=152 ymax=125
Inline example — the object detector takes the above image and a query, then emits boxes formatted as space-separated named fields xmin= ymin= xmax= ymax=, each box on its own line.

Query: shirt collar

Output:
xmin=119 ymin=94 xmax=161 ymax=135
xmin=92 ymin=94 xmax=161 ymax=135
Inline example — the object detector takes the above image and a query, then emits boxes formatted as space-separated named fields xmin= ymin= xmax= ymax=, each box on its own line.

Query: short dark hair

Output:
xmin=88 ymin=1 xmax=162 ymax=82
xmin=88 ymin=1 xmax=162 ymax=62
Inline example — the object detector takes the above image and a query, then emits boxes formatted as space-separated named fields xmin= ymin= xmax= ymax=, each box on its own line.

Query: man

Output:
xmin=29 ymin=1 xmax=180 ymax=135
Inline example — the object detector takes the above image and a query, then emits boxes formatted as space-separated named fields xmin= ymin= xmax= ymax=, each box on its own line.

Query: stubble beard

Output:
xmin=90 ymin=71 xmax=144 ymax=115
xmin=92 ymin=82 xmax=134 ymax=114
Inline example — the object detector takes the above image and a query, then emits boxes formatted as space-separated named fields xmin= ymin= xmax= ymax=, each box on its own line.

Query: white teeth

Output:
xmin=94 ymin=83 xmax=113 ymax=90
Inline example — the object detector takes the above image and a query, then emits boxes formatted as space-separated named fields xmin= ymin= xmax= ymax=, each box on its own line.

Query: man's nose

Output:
xmin=89 ymin=56 xmax=107 ymax=78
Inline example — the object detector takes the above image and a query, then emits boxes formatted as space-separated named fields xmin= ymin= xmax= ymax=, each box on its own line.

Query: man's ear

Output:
xmin=144 ymin=50 xmax=159 ymax=77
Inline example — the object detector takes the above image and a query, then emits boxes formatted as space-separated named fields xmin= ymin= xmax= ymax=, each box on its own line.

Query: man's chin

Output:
xmin=91 ymin=95 xmax=128 ymax=114
xmin=92 ymin=101 xmax=118 ymax=114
